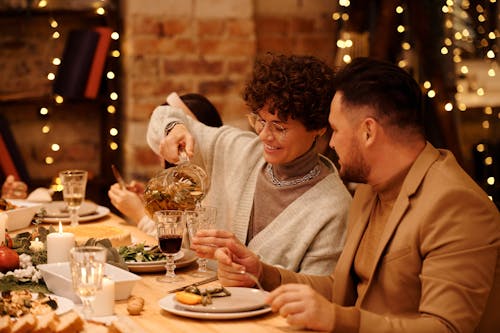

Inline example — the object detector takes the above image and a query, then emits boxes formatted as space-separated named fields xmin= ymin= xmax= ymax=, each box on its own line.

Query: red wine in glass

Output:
xmin=155 ymin=210 xmax=185 ymax=283
xmin=159 ymin=235 xmax=182 ymax=253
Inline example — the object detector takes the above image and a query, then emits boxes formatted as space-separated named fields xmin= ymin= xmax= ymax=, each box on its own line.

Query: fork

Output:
xmin=239 ymin=270 xmax=265 ymax=291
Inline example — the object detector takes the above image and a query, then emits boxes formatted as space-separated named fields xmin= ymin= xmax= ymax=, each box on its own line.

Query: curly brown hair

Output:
xmin=243 ymin=53 xmax=335 ymax=131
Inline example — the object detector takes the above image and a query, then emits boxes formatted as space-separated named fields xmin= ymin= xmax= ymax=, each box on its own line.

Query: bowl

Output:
xmin=1 ymin=199 xmax=43 ymax=231
xmin=37 ymin=262 xmax=141 ymax=303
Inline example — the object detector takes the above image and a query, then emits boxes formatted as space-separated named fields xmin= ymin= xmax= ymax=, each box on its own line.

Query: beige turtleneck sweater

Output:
xmin=353 ymin=166 xmax=411 ymax=306
xmin=247 ymin=147 xmax=330 ymax=243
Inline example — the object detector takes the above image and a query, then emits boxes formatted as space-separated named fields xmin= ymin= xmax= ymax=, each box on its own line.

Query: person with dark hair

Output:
xmin=146 ymin=53 xmax=351 ymax=275
xmin=178 ymin=93 xmax=223 ymax=128
xmin=197 ymin=58 xmax=500 ymax=332
xmin=108 ymin=92 xmax=222 ymax=235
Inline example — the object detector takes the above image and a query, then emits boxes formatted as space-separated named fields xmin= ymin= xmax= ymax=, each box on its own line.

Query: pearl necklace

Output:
xmin=265 ymin=163 xmax=321 ymax=187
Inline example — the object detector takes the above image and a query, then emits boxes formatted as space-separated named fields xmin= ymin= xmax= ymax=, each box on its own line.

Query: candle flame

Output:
xmin=58 ymin=221 xmax=63 ymax=234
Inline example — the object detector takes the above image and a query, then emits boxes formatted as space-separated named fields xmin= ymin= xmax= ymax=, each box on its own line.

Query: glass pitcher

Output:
xmin=144 ymin=149 xmax=209 ymax=216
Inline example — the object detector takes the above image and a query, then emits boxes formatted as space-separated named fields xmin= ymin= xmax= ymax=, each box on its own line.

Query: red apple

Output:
xmin=0 ymin=245 xmax=20 ymax=273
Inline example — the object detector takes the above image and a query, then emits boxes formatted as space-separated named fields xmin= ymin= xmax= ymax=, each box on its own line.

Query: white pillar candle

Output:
xmin=0 ymin=214 xmax=6 ymax=246
xmin=46 ymin=221 xmax=75 ymax=263
xmin=91 ymin=277 xmax=115 ymax=317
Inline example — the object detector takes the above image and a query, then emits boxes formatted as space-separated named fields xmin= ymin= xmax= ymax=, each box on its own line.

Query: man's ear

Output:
xmin=317 ymin=127 xmax=327 ymax=137
xmin=361 ymin=117 xmax=377 ymax=145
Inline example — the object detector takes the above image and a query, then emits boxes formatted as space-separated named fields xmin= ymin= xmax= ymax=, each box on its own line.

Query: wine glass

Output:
xmin=69 ymin=246 xmax=106 ymax=319
xmin=155 ymin=210 xmax=186 ymax=283
xmin=59 ymin=170 xmax=88 ymax=227
xmin=186 ymin=206 xmax=217 ymax=278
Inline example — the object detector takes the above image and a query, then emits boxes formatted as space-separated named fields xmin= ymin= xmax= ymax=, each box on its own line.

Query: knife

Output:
xmin=167 ymin=275 xmax=218 ymax=293
xmin=111 ymin=164 xmax=127 ymax=189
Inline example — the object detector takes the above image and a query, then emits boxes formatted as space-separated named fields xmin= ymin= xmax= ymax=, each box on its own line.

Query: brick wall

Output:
xmin=0 ymin=0 xmax=337 ymax=188
xmin=122 ymin=0 xmax=337 ymax=181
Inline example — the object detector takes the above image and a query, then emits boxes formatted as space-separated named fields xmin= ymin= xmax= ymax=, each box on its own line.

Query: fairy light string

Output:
xmin=35 ymin=0 xmax=120 ymax=167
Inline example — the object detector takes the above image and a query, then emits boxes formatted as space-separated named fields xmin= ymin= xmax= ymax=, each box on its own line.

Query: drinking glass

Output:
xmin=69 ymin=246 xmax=106 ymax=319
xmin=155 ymin=210 xmax=185 ymax=283
xmin=60 ymin=170 xmax=88 ymax=227
xmin=186 ymin=206 xmax=217 ymax=278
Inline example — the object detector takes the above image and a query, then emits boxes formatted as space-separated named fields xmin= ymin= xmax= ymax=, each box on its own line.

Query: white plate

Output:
xmin=41 ymin=201 xmax=98 ymax=218
xmin=47 ymin=294 xmax=74 ymax=315
xmin=126 ymin=250 xmax=197 ymax=273
xmin=159 ymin=291 xmax=271 ymax=320
xmin=30 ymin=293 xmax=74 ymax=316
xmin=174 ymin=287 xmax=268 ymax=313
xmin=41 ymin=205 xmax=110 ymax=223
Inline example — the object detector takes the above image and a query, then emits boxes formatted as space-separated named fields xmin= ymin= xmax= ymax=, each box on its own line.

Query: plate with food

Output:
xmin=173 ymin=286 xmax=269 ymax=313
xmin=159 ymin=287 xmax=271 ymax=319
xmin=118 ymin=243 xmax=196 ymax=273
xmin=0 ymin=290 xmax=74 ymax=317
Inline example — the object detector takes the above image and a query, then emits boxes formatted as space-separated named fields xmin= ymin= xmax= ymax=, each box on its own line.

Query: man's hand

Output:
xmin=191 ymin=229 xmax=262 ymax=288
xmin=266 ymin=284 xmax=336 ymax=331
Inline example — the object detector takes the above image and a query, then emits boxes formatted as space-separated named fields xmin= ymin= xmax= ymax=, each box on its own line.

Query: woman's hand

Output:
xmin=126 ymin=180 xmax=145 ymax=198
xmin=159 ymin=123 xmax=196 ymax=163
xmin=190 ymin=229 xmax=240 ymax=258
xmin=1 ymin=175 xmax=27 ymax=199
xmin=266 ymin=284 xmax=336 ymax=331
xmin=108 ymin=183 xmax=145 ymax=224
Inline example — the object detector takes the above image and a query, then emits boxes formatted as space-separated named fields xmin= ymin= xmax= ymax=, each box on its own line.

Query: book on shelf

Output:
xmin=53 ymin=29 xmax=100 ymax=99
xmin=84 ymin=27 xmax=113 ymax=99
xmin=53 ymin=26 xmax=112 ymax=100
xmin=0 ymin=114 xmax=30 ymax=182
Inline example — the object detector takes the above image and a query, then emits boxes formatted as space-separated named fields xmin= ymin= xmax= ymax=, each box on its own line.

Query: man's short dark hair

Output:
xmin=334 ymin=57 xmax=425 ymax=137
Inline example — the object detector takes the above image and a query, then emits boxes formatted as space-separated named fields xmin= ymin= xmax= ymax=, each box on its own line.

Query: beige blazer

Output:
xmin=278 ymin=143 xmax=500 ymax=332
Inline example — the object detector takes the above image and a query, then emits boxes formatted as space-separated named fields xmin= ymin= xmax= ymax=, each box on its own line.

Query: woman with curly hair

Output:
xmin=146 ymin=53 xmax=351 ymax=274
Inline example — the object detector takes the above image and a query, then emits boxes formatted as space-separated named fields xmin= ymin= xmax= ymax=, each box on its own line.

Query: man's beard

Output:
xmin=338 ymin=138 xmax=369 ymax=184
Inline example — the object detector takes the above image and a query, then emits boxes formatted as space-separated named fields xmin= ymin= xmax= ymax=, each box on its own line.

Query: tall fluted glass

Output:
xmin=70 ymin=246 xmax=106 ymax=319
xmin=60 ymin=170 xmax=88 ymax=227
xmin=186 ymin=206 xmax=217 ymax=278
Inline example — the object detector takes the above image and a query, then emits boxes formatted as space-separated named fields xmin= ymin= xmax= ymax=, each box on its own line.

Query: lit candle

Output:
xmin=91 ymin=277 xmax=115 ymax=317
xmin=29 ymin=237 xmax=44 ymax=252
xmin=46 ymin=221 xmax=75 ymax=263
xmin=0 ymin=214 xmax=6 ymax=246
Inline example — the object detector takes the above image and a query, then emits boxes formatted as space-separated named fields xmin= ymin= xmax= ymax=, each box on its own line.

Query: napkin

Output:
xmin=26 ymin=188 xmax=53 ymax=203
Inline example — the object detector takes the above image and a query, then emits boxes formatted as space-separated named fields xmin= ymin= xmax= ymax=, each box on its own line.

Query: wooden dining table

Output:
xmin=11 ymin=209 xmax=305 ymax=333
